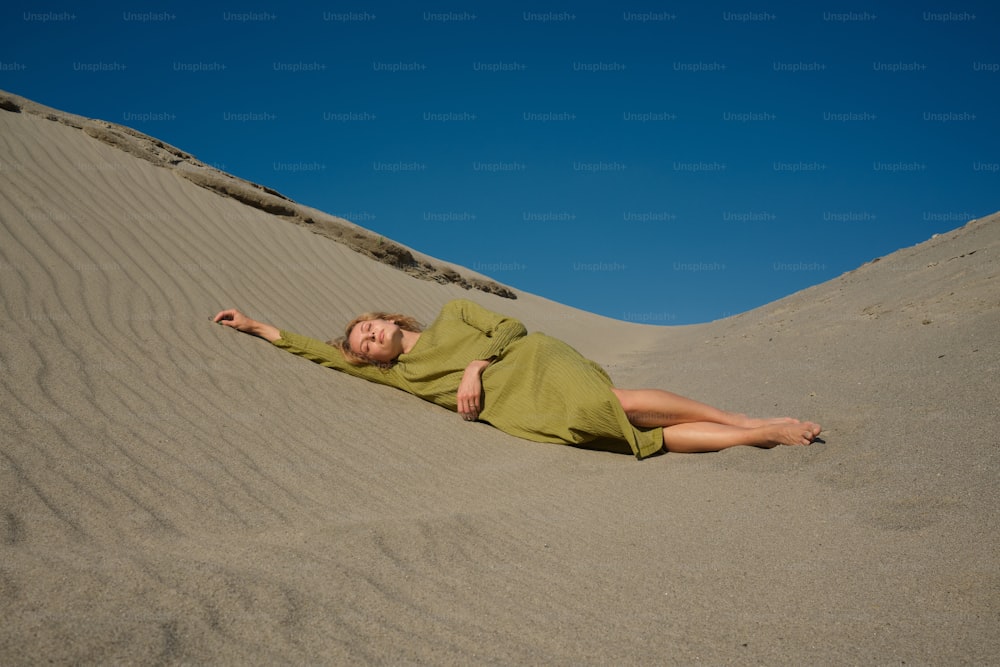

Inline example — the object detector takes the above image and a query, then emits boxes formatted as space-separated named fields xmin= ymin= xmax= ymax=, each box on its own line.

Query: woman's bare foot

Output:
xmin=753 ymin=421 xmax=822 ymax=448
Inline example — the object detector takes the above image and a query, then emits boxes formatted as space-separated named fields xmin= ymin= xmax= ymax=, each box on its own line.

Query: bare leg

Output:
xmin=659 ymin=421 xmax=822 ymax=453
xmin=611 ymin=388 xmax=798 ymax=428
xmin=611 ymin=388 xmax=821 ymax=453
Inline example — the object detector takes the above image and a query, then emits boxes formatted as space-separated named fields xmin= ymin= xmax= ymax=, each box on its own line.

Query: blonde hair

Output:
xmin=329 ymin=311 xmax=423 ymax=368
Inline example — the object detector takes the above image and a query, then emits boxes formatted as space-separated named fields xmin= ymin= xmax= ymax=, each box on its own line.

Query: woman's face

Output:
xmin=348 ymin=318 xmax=403 ymax=363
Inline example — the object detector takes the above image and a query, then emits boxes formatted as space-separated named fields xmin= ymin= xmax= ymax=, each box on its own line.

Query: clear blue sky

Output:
xmin=4 ymin=1 xmax=998 ymax=323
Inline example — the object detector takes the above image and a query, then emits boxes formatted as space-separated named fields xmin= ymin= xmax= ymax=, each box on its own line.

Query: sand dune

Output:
xmin=1 ymin=91 xmax=997 ymax=664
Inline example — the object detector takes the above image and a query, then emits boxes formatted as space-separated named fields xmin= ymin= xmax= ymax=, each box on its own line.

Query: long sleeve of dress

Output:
xmin=443 ymin=299 xmax=527 ymax=361
xmin=271 ymin=329 xmax=396 ymax=385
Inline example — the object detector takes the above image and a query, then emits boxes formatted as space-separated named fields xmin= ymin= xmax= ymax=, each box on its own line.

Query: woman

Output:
xmin=213 ymin=299 xmax=821 ymax=458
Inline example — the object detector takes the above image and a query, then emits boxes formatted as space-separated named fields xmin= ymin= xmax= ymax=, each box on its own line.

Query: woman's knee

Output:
xmin=611 ymin=388 xmax=636 ymax=413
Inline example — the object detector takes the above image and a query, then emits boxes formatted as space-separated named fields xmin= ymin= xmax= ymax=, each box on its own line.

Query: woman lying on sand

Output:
xmin=213 ymin=299 xmax=821 ymax=458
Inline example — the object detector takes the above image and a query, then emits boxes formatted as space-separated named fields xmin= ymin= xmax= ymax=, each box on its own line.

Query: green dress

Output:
xmin=271 ymin=299 xmax=663 ymax=459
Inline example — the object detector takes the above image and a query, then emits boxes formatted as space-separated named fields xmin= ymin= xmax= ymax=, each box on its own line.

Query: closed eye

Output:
xmin=360 ymin=322 xmax=371 ymax=353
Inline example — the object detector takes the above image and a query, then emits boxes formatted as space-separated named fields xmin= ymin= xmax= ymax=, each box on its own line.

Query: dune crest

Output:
xmin=0 ymin=89 xmax=516 ymax=299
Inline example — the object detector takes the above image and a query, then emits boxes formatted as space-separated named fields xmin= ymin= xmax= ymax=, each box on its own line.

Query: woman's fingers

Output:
xmin=457 ymin=370 xmax=484 ymax=420
xmin=458 ymin=395 xmax=480 ymax=420
xmin=212 ymin=309 xmax=250 ymax=332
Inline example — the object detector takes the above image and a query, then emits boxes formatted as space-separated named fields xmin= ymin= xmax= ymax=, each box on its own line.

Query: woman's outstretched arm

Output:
xmin=212 ymin=309 xmax=394 ymax=384
xmin=212 ymin=309 xmax=281 ymax=342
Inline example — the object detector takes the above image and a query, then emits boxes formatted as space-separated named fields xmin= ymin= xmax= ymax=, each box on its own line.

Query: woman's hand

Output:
xmin=457 ymin=359 xmax=491 ymax=421
xmin=212 ymin=309 xmax=281 ymax=342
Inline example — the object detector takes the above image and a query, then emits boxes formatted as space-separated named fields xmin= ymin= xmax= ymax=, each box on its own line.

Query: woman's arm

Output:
xmin=443 ymin=300 xmax=527 ymax=421
xmin=457 ymin=358 xmax=491 ymax=421
xmin=447 ymin=299 xmax=527 ymax=361
xmin=212 ymin=309 xmax=281 ymax=342
xmin=212 ymin=308 xmax=392 ymax=384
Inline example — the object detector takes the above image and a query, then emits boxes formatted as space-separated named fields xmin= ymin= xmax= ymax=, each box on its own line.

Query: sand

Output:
xmin=1 ymin=90 xmax=997 ymax=665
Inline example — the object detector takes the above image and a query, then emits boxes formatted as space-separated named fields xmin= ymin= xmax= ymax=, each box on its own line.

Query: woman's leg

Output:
xmin=611 ymin=388 xmax=821 ymax=453
xmin=610 ymin=388 xmax=796 ymax=428
xmin=658 ymin=421 xmax=822 ymax=453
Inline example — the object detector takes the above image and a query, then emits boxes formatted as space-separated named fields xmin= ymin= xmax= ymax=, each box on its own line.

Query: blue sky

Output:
xmin=3 ymin=1 xmax=998 ymax=324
